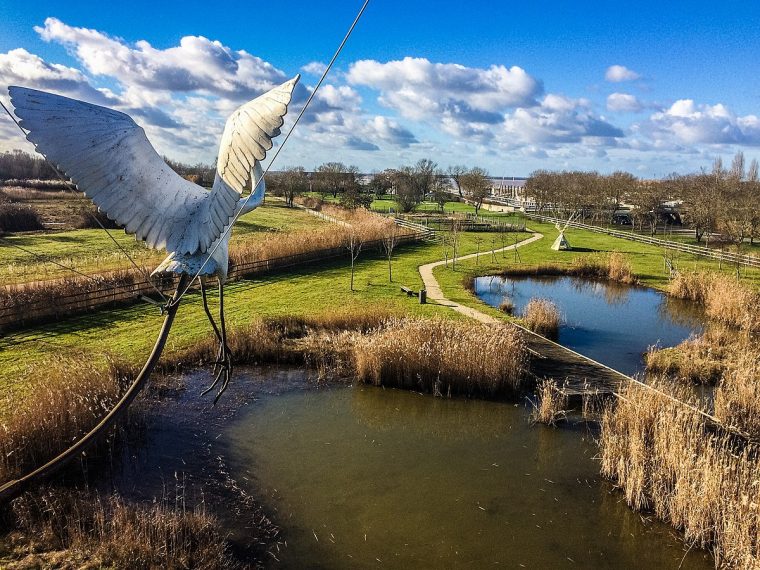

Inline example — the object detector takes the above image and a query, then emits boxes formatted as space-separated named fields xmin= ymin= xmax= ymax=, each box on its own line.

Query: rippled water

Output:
xmin=226 ymin=385 xmax=712 ymax=569
xmin=474 ymin=275 xmax=705 ymax=375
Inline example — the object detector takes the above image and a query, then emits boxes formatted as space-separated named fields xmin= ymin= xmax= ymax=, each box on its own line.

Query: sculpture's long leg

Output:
xmin=201 ymin=278 xmax=232 ymax=403
xmin=200 ymin=276 xmax=224 ymax=374
xmin=214 ymin=278 xmax=233 ymax=403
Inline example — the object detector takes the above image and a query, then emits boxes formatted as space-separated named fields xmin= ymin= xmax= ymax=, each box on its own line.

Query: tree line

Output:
xmin=267 ymin=159 xmax=492 ymax=214
xmin=524 ymin=152 xmax=760 ymax=245
xmin=0 ymin=149 xmax=57 ymax=181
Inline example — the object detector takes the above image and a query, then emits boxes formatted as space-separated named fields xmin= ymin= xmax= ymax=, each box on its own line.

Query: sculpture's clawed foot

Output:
xmin=202 ymin=342 xmax=233 ymax=404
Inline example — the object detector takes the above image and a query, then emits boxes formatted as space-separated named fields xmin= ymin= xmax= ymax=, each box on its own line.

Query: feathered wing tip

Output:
xmin=214 ymin=75 xmax=300 ymax=195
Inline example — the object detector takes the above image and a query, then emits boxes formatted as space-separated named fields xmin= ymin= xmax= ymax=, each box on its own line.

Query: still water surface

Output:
xmin=474 ymin=275 xmax=705 ymax=375
xmin=226 ymin=385 xmax=712 ymax=568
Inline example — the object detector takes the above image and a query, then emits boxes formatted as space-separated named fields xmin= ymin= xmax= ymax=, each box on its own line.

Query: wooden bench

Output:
xmin=400 ymin=286 xmax=415 ymax=296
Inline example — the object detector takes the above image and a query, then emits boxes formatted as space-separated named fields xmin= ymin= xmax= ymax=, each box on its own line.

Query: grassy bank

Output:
xmin=0 ymin=200 xmax=328 ymax=285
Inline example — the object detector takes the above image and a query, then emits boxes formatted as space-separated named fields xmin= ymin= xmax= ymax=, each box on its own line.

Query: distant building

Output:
xmin=488 ymin=177 xmax=527 ymax=199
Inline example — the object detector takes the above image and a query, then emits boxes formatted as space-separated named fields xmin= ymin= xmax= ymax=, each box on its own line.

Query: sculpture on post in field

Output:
xmin=551 ymin=211 xmax=578 ymax=251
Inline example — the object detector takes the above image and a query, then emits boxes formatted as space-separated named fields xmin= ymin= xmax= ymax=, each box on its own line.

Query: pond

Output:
xmin=474 ymin=275 xmax=705 ymax=376
xmin=225 ymin=383 xmax=713 ymax=569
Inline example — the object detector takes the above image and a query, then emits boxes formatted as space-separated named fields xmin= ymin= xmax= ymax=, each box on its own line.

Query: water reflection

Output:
xmin=226 ymin=385 xmax=712 ymax=569
xmin=475 ymin=275 xmax=705 ymax=375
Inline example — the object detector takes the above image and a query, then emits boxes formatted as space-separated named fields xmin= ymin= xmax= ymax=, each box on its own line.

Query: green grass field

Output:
xmin=0 ymin=201 xmax=328 ymax=284
xmin=3 ymin=208 xmax=760 ymax=418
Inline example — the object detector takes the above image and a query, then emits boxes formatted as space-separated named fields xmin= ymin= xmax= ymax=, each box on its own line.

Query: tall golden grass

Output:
xmin=668 ymin=270 xmax=760 ymax=331
xmin=714 ymin=349 xmax=760 ymax=439
xmin=522 ymin=298 xmax=560 ymax=338
xmin=531 ymin=380 xmax=567 ymax=425
xmin=600 ymin=378 xmax=760 ymax=567
xmin=644 ymin=326 xmax=736 ymax=385
xmin=353 ymin=318 xmax=527 ymax=396
xmin=0 ymin=355 xmax=136 ymax=482
xmin=228 ymin=214 xmax=400 ymax=269
xmin=499 ymin=252 xmax=637 ymax=285
xmin=8 ymin=489 xmax=236 ymax=569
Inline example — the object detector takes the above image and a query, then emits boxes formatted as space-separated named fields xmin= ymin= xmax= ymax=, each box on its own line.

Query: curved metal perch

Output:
xmin=0 ymin=275 xmax=189 ymax=504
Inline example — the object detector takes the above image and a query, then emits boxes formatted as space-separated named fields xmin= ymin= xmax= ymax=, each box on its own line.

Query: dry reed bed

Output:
xmin=645 ymin=326 xmax=738 ymax=385
xmin=668 ymin=270 xmax=760 ymax=331
xmin=600 ymin=378 xmax=760 ymax=568
xmin=228 ymin=213 xmax=402 ymax=269
xmin=531 ymin=379 xmax=567 ymax=425
xmin=5 ymin=489 xmax=235 ymax=569
xmin=522 ymin=298 xmax=560 ymax=339
xmin=499 ymin=252 xmax=637 ymax=285
xmin=0 ymin=355 xmax=136 ymax=483
xmin=354 ymin=318 xmax=528 ymax=396
xmin=714 ymin=349 xmax=760 ymax=439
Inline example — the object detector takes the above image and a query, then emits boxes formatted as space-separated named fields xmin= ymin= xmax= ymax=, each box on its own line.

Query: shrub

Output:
xmin=522 ymin=298 xmax=560 ymax=339
xmin=0 ymin=202 xmax=44 ymax=232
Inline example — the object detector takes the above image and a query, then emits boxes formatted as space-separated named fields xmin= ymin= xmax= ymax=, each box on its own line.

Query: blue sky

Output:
xmin=1 ymin=0 xmax=759 ymax=176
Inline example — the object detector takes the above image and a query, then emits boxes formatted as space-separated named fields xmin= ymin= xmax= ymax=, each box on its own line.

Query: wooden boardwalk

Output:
xmin=418 ymin=233 xmax=632 ymax=396
xmin=517 ymin=324 xmax=628 ymax=395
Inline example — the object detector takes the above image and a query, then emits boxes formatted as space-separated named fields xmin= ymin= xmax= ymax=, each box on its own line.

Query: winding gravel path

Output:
xmin=418 ymin=232 xmax=544 ymax=323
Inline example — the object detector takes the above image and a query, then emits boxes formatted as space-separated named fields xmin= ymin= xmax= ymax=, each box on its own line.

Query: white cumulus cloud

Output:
xmin=646 ymin=99 xmax=760 ymax=145
xmin=606 ymin=92 xmax=643 ymax=113
xmin=605 ymin=65 xmax=641 ymax=83
xmin=35 ymin=17 xmax=287 ymax=100
xmin=501 ymin=94 xmax=624 ymax=145
xmin=347 ymin=56 xmax=542 ymax=117
xmin=301 ymin=61 xmax=327 ymax=76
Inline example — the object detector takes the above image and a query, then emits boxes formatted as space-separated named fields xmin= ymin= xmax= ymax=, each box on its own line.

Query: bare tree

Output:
xmin=447 ymin=165 xmax=468 ymax=197
xmin=680 ymin=173 xmax=721 ymax=243
xmin=461 ymin=167 xmax=490 ymax=216
xmin=730 ymin=151 xmax=746 ymax=181
xmin=748 ymin=159 xmax=759 ymax=183
xmin=367 ymin=170 xmax=393 ymax=199
xmin=390 ymin=167 xmax=420 ymax=212
xmin=314 ymin=162 xmax=358 ymax=198
xmin=432 ymin=170 xmax=450 ymax=212
xmin=273 ymin=166 xmax=309 ymax=207
xmin=381 ymin=225 xmax=399 ymax=282
xmin=346 ymin=227 xmax=364 ymax=291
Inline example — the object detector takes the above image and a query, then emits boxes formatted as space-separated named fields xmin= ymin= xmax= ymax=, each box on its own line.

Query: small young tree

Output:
xmin=346 ymin=227 xmax=364 ymax=291
xmin=381 ymin=226 xmax=399 ymax=282
xmin=450 ymin=219 xmax=461 ymax=270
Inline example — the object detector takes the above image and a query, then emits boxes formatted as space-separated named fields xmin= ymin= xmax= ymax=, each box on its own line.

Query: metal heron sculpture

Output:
xmin=0 ymin=76 xmax=299 ymax=501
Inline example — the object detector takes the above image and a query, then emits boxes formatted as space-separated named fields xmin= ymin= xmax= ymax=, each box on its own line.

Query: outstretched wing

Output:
xmin=216 ymin=75 xmax=300 ymax=193
xmin=9 ymin=87 xmax=239 ymax=255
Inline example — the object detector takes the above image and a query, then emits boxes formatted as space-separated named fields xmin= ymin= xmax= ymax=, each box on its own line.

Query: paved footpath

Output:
xmin=418 ymin=232 xmax=543 ymax=324
xmin=418 ymin=231 xmax=630 ymax=394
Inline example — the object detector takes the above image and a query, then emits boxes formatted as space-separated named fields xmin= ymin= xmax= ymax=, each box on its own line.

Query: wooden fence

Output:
xmin=0 ymin=232 xmax=427 ymax=332
xmin=525 ymin=212 xmax=760 ymax=269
